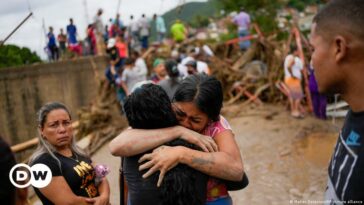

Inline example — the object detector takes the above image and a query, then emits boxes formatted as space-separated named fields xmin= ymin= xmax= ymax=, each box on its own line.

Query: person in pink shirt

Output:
xmin=233 ymin=7 xmax=251 ymax=50
xmin=115 ymin=34 xmax=128 ymax=66
xmin=110 ymin=74 xmax=245 ymax=205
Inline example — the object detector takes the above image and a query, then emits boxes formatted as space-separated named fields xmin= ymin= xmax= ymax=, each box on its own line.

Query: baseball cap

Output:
xmin=185 ymin=60 xmax=197 ymax=69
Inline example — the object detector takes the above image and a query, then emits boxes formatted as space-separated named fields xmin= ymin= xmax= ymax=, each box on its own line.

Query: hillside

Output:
xmin=162 ymin=0 xmax=218 ymax=28
xmin=149 ymin=0 xmax=219 ymax=41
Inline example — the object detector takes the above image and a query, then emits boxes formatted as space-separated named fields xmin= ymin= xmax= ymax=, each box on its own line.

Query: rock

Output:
xmin=289 ymin=188 xmax=303 ymax=198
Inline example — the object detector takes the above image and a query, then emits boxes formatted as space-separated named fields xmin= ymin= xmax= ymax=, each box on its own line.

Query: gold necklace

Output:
xmin=69 ymin=153 xmax=80 ymax=162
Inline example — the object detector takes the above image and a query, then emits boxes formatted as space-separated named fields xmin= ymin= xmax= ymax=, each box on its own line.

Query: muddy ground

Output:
xmin=31 ymin=104 xmax=342 ymax=205
xmin=225 ymin=104 xmax=341 ymax=205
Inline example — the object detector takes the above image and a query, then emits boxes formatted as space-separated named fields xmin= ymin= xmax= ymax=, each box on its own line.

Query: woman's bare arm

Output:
xmin=109 ymin=126 xmax=218 ymax=157
xmin=139 ymin=130 xmax=244 ymax=187
xmin=85 ymin=177 xmax=110 ymax=205
xmin=39 ymin=176 xmax=93 ymax=205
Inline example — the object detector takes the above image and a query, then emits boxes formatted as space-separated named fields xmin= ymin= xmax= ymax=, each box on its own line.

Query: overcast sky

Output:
xmin=0 ymin=0 xmax=206 ymax=59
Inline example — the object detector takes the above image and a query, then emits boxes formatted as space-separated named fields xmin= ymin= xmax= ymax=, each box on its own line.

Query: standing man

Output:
xmin=153 ymin=14 xmax=166 ymax=44
xmin=309 ymin=0 xmax=364 ymax=204
xmin=129 ymin=15 xmax=140 ymax=50
xmin=57 ymin=28 xmax=67 ymax=59
xmin=94 ymin=8 xmax=105 ymax=55
xmin=170 ymin=19 xmax=187 ymax=44
xmin=66 ymin=18 xmax=82 ymax=56
xmin=138 ymin=14 xmax=150 ymax=50
xmin=66 ymin=18 xmax=77 ymax=46
xmin=233 ymin=7 xmax=251 ymax=50
xmin=47 ymin=26 xmax=58 ymax=61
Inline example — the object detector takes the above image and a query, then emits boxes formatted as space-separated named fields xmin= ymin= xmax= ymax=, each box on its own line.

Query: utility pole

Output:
xmin=0 ymin=12 xmax=33 ymax=46
xmin=83 ymin=0 xmax=90 ymax=25
xmin=116 ymin=0 xmax=122 ymax=16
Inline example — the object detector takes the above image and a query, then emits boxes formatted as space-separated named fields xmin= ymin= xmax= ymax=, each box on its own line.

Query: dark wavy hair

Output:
xmin=123 ymin=83 xmax=206 ymax=205
xmin=173 ymin=74 xmax=223 ymax=122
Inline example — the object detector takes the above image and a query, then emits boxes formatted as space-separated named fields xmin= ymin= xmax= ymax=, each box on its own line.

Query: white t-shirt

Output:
xmin=121 ymin=68 xmax=140 ymax=93
xmin=196 ymin=61 xmax=209 ymax=74
xmin=138 ymin=17 xmax=150 ymax=37
xmin=179 ymin=56 xmax=210 ymax=77
xmin=93 ymin=15 xmax=103 ymax=34
xmin=129 ymin=19 xmax=139 ymax=32
xmin=284 ymin=54 xmax=303 ymax=79
xmin=134 ymin=58 xmax=148 ymax=82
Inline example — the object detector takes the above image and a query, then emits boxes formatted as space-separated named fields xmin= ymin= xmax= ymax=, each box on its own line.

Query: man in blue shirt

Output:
xmin=66 ymin=18 xmax=77 ymax=45
xmin=47 ymin=26 xmax=58 ymax=61
xmin=309 ymin=0 xmax=364 ymax=204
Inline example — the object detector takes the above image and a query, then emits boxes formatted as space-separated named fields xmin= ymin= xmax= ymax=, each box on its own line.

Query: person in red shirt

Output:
xmin=87 ymin=24 xmax=97 ymax=55
xmin=57 ymin=28 xmax=67 ymax=58
xmin=115 ymin=34 xmax=128 ymax=66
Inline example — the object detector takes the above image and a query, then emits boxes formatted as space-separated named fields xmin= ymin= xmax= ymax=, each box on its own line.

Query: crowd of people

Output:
xmin=104 ymin=32 xmax=215 ymax=109
xmin=45 ymin=9 xmax=175 ymax=61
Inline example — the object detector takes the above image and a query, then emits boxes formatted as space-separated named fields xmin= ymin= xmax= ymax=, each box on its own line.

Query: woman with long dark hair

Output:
xmin=110 ymin=74 xmax=245 ymax=205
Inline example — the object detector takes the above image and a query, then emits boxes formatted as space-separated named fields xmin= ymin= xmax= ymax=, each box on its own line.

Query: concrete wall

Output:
xmin=0 ymin=56 xmax=108 ymax=145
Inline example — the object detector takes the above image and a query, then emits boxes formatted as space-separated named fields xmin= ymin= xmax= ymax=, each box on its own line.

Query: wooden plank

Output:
xmin=11 ymin=138 xmax=39 ymax=153
xmin=326 ymin=101 xmax=349 ymax=111
xmin=225 ymin=34 xmax=258 ymax=45
xmin=326 ymin=110 xmax=348 ymax=117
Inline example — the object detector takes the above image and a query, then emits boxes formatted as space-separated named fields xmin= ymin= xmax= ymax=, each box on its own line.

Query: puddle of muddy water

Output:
xmin=295 ymin=132 xmax=338 ymax=167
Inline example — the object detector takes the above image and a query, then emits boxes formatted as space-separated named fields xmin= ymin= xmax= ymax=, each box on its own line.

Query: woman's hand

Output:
xmin=178 ymin=126 xmax=218 ymax=152
xmin=85 ymin=195 xmax=109 ymax=205
xmin=138 ymin=145 xmax=185 ymax=187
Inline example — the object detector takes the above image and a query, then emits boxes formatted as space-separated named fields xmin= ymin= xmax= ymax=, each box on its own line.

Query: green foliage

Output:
xmin=189 ymin=15 xmax=210 ymax=28
xmin=0 ymin=44 xmax=41 ymax=69
xmin=288 ymin=0 xmax=306 ymax=11
xmin=219 ymin=32 xmax=237 ymax=42
xmin=288 ymin=0 xmax=322 ymax=11
xmin=149 ymin=0 xmax=218 ymax=41
xmin=162 ymin=1 xmax=218 ymax=30
xmin=217 ymin=0 xmax=282 ymax=33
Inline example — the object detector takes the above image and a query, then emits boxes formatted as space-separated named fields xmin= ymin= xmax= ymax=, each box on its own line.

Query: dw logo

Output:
xmin=9 ymin=163 xmax=52 ymax=188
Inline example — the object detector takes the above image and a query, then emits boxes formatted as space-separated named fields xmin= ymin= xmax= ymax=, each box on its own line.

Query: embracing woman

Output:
xmin=110 ymin=74 xmax=246 ymax=205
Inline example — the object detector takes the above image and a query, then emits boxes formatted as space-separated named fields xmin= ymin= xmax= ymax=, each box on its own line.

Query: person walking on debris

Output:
xmin=233 ymin=7 xmax=251 ymax=50
xmin=94 ymin=8 xmax=105 ymax=55
xmin=309 ymin=0 xmax=364 ymax=203
xmin=284 ymin=45 xmax=305 ymax=118
xmin=105 ymin=38 xmax=121 ymax=85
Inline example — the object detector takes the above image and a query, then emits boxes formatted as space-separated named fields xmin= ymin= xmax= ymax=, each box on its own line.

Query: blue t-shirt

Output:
xmin=325 ymin=110 xmax=364 ymax=203
xmin=47 ymin=32 xmax=56 ymax=47
xmin=67 ymin=24 xmax=77 ymax=44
